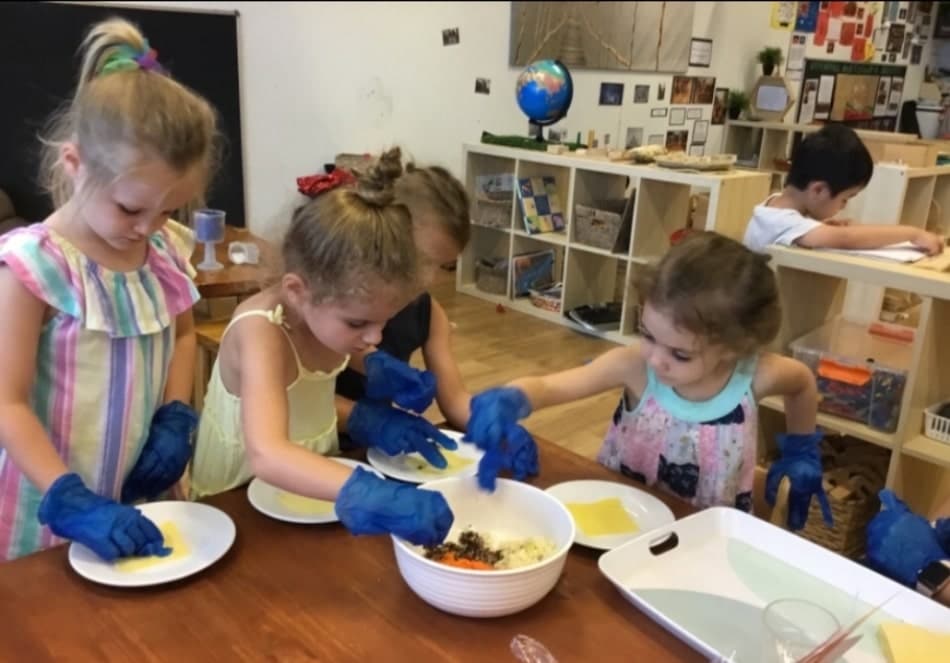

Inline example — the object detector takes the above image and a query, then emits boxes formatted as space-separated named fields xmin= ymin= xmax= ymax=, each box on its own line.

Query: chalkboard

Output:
xmin=0 ymin=2 xmax=245 ymax=226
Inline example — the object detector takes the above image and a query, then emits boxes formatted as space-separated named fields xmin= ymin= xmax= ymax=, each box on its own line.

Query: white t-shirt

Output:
xmin=743 ymin=195 xmax=822 ymax=253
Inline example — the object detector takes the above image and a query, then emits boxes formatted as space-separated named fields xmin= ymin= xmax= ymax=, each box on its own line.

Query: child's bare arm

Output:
xmin=235 ymin=318 xmax=352 ymax=500
xmin=797 ymin=224 xmax=944 ymax=255
xmin=753 ymin=353 xmax=818 ymax=434
xmin=421 ymin=299 xmax=471 ymax=431
xmin=163 ymin=309 xmax=197 ymax=405
xmin=0 ymin=269 xmax=70 ymax=492
xmin=509 ymin=344 xmax=643 ymax=412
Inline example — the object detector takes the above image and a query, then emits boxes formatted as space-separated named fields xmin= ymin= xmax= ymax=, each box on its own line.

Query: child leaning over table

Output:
xmin=743 ymin=123 xmax=944 ymax=256
xmin=465 ymin=232 xmax=830 ymax=531
xmin=188 ymin=148 xmax=453 ymax=546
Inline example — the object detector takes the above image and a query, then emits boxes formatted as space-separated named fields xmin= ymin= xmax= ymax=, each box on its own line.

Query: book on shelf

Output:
xmin=511 ymin=249 xmax=556 ymax=296
xmin=516 ymin=176 xmax=565 ymax=235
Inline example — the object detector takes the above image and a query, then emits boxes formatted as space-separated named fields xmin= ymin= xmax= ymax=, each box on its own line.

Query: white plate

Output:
xmin=247 ymin=457 xmax=382 ymax=524
xmin=545 ymin=480 xmax=675 ymax=551
xmin=366 ymin=430 xmax=483 ymax=484
xmin=68 ymin=501 xmax=235 ymax=588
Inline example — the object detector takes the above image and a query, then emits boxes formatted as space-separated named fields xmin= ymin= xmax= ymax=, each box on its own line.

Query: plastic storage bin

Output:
xmin=790 ymin=318 xmax=912 ymax=433
xmin=924 ymin=401 xmax=950 ymax=444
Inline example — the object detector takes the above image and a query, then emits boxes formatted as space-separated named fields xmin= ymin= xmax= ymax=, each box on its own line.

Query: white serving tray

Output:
xmin=598 ymin=507 xmax=950 ymax=662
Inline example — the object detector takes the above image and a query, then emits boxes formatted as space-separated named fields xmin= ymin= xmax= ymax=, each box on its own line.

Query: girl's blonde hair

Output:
xmin=638 ymin=231 xmax=781 ymax=356
xmin=283 ymin=147 xmax=418 ymax=304
xmin=40 ymin=17 xmax=220 ymax=208
xmin=395 ymin=163 xmax=471 ymax=248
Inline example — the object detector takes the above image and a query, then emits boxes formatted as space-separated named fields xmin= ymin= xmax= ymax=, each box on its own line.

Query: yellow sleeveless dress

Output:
xmin=189 ymin=306 xmax=349 ymax=499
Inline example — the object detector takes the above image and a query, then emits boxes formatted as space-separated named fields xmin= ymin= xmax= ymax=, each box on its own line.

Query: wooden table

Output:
xmin=0 ymin=440 xmax=702 ymax=662
xmin=192 ymin=226 xmax=276 ymax=300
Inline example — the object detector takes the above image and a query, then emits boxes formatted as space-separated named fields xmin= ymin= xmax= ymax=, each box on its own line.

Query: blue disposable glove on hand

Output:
xmin=866 ymin=489 xmax=948 ymax=587
xmin=477 ymin=424 xmax=540 ymax=492
xmin=121 ymin=400 xmax=198 ymax=504
xmin=465 ymin=387 xmax=532 ymax=452
xmin=765 ymin=431 xmax=833 ymax=531
xmin=936 ymin=518 xmax=950 ymax=555
xmin=364 ymin=350 xmax=437 ymax=414
xmin=335 ymin=466 xmax=454 ymax=546
xmin=347 ymin=399 xmax=457 ymax=469
xmin=38 ymin=473 xmax=169 ymax=562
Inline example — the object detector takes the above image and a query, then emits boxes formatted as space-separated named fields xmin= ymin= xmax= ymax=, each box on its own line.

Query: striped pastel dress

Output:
xmin=0 ymin=221 xmax=199 ymax=561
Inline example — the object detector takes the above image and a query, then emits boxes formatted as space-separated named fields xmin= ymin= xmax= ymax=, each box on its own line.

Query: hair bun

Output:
xmin=353 ymin=147 xmax=403 ymax=207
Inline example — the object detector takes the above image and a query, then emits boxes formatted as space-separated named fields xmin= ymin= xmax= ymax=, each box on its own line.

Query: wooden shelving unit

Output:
xmin=762 ymin=246 xmax=950 ymax=518
xmin=457 ymin=143 xmax=771 ymax=344
xmin=721 ymin=119 xmax=950 ymax=192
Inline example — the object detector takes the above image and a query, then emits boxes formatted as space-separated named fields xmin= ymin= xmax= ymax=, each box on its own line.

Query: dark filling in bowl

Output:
xmin=423 ymin=530 xmax=503 ymax=566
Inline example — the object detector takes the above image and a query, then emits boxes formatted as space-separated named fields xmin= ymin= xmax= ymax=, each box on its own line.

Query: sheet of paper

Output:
xmin=815 ymin=75 xmax=835 ymax=119
xmin=827 ymin=17 xmax=843 ymax=41
xmin=277 ymin=491 xmax=335 ymax=516
xmin=819 ymin=241 xmax=927 ymax=263
xmin=799 ymin=78 xmax=818 ymax=123
xmin=566 ymin=497 xmax=640 ymax=537
xmin=874 ymin=76 xmax=891 ymax=117
xmin=788 ymin=35 xmax=807 ymax=70
xmin=406 ymin=449 xmax=475 ymax=476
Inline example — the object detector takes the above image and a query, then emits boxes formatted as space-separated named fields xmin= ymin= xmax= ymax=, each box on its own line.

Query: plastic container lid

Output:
xmin=789 ymin=317 xmax=913 ymax=374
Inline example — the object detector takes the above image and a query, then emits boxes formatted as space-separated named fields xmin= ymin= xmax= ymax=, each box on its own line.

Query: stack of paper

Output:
xmin=818 ymin=241 xmax=927 ymax=264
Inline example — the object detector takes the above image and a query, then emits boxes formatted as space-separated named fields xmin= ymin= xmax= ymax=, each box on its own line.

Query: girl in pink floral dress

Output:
xmin=466 ymin=232 xmax=826 ymax=522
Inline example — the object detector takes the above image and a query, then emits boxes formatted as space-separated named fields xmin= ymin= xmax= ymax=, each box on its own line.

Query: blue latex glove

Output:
xmin=335 ymin=466 xmax=454 ymax=546
xmin=347 ymin=399 xmax=457 ymax=469
xmin=477 ymin=424 xmax=539 ymax=492
xmin=765 ymin=431 xmax=833 ymax=531
xmin=936 ymin=518 xmax=950 ymax=555
xmin=38 ymin=473 xmax=169 ymax=562
xmin=364 ymin=350 xmax=436 ymax=413
xmin=122 ymin=400 xmax=198 ymax=503
xmin=866 ymin=489 xmax=948 ymax=587
xmin=464 ymin=387 xmax=532 ymax=452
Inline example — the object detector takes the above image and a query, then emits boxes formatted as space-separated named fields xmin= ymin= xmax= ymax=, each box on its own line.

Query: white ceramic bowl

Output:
xmin=391 ymin=476 xmax=576 ymax=618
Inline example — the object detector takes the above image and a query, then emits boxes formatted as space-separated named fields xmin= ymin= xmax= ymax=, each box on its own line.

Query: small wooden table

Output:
xmin=0 ymin=440 xmax=701 ymax=662
xmin=192 ymin=226 xmax=276 ymax=300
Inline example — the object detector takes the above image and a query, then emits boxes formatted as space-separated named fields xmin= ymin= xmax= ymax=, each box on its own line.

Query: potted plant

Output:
xmin=727 ymin=91 xmax=749 ymax=120
xmin=757 ymin=46 xmax=784 ymax=76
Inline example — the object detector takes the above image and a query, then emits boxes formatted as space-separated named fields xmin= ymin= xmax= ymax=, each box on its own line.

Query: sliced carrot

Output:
xmin=437 ymin=553 xmax=494 ymax=570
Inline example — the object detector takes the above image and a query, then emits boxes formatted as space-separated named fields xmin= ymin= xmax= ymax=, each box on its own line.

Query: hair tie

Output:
xmin=296 ymin=168 xmax=357 ymax=198
xmin=100 ymin=41 xmax=167 ymax=77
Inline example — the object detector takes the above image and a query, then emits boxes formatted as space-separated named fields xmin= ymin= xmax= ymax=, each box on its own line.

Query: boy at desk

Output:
xmin=743 ymin=124 xmax=945 ymax=256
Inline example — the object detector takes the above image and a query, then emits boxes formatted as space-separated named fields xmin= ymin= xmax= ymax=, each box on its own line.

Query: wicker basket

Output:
xmin=475 ymin=259 xmax=507 ymax=295
xmin=473 ymin=197 xmax=513 ymax=229
xmin=771 ymin=436 xmax=888 ymax=559
xmin=574 ymin=201 xmax=625 ymax=251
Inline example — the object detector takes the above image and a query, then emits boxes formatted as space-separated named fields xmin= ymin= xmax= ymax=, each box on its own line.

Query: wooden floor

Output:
xmin=415 ymin=268 xmax=623 ymax=460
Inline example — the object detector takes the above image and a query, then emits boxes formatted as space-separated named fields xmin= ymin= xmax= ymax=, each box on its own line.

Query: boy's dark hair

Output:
xmin=786 ymin=123 xmax=873 ymax=195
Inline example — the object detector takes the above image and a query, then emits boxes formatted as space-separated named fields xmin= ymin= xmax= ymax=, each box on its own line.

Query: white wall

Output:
xmin=75 ymin=2 xmax=931 ymax=239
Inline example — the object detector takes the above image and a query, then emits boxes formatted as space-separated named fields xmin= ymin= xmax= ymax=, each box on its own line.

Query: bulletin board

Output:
xmin=782 ymin=1 xmax=934 ymax=132
xmin=795 ymin=58 xmax=907 ymax=131
xmin=0 ymin=2 xmax=245 ymax=226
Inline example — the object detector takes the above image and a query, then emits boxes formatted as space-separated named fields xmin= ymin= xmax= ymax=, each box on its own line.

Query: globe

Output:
xmin=515 ymin=59 xmax=573 ymax=139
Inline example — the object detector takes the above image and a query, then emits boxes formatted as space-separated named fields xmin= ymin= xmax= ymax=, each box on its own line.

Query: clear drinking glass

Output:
xmin=761 ymin=598 xmax=840 ymax=663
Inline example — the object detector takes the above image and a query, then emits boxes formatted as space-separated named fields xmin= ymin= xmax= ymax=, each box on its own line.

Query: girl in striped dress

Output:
xmin=0 ymin=18 xmax=219 ymax=561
